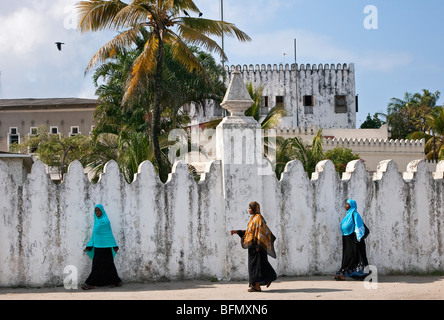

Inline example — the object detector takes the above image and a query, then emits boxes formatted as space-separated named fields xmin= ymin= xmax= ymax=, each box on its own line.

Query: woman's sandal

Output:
xmin=248 ymin=286 xmax=262 ymax=292
xmin=81 ymin=285 xmax=95 ymax=290
xmin=109 ymin=282 xmax=123 ymax=288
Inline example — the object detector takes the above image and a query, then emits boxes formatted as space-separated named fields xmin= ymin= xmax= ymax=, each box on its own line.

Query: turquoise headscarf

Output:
xmin=86 ymin=204 xmax=118 ymax=259
xmin=341 ymin=199 xmax=366 ymax=242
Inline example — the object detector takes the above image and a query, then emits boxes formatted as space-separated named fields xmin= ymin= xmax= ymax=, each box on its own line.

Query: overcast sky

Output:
xmin=1 ymin=0 xmax=443 ymax=125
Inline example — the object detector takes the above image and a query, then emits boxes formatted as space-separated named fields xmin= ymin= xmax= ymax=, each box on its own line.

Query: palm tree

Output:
xmin=287 ymin=129 xmax=324 ymax=178
xmin=84 ymin=129 xmax=171 ymax=183
xmin=272 ymin=130 xmax=324 ymax=179
xmin=425 ymin=107 xmax=444 ymax=160
xmin=387 ymin=90 xmax=440 ymax=139
xmin=244 ymin=82 xmax=286 ymax=129
xmin=411 ymin=89 xmax=441 ymax=133
xmin=77 ymin=0 xmax=251 ymax=181
xmin=387 ymin=92 xmax=419 ymax=139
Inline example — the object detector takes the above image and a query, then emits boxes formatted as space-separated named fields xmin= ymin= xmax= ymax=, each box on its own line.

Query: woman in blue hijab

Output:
xmin=82 ymin=204 xmax=122 ymax=290
xmin=334 ymin=199 xmax=369 ymax=280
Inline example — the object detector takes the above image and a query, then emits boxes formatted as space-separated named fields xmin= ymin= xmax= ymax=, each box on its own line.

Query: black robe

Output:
xmin=237 ymin=230 xmax=277 ymax=287
xmin=337 ymin=233 xmax=369 ymax=278
xmin=85 ymin=247 xmax=122 ymax=286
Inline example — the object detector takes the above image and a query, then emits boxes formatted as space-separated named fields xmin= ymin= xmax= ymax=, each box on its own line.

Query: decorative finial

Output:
xmin=220 ymin=68 xmax=253 ymax=117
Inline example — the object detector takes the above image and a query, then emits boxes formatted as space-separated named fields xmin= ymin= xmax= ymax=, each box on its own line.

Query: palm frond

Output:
xmin=311 ymin=129 xmax=324 ymax=159
xmin=161 ymin=0 xmax=200 ymax=15
xmin=178 ymin=17 xmax=251 ymax=42
xmin=77 ymin=0 xmax=128 ymax=33
xmin=173 ymin=0 xmax=199 ymax=11
xmin=244 ymin=82 xmax=262 ymax=121
xmin=165 ymin=31 xmax=209 ymax=82
xmin=85 ymin=27 xmax=143 ymax=73
xmin=111 ymin=2 xmax=153 ymax=30
xmin=123 ymin=33 xmax=158 ymax=101
xmin=176 ymin=22 xmax=227 ymax=60
xmin=261 ymin=103 xmax=286 ymax=129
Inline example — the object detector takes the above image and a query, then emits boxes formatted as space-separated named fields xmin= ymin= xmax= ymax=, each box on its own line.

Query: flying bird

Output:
xmin=183 ymin=10 xmax=190 ymax=17
xmin=55 ymin=42 xmax=65 ymax=51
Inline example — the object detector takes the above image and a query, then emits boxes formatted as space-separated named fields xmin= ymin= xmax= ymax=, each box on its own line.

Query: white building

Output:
xmin=230 ymin=63 xmax=357 ymax=129
xmin=189 ymin=63 xmax=357 ymax=129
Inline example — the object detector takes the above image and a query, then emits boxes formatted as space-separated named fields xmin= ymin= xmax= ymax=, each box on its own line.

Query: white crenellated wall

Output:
xmin=0 ymin=157 xmax=443 ymax=287
xmin=265 ymin=125 xmax=429 ymax=172
xmin=0 ymin=71 xmax=442 ymax=288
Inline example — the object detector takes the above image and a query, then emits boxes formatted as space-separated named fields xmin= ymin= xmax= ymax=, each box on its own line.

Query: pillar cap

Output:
xmin=220 ymin=68 xmax=253 ymax=116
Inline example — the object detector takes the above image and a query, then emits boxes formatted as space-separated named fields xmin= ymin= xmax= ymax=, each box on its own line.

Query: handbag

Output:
xmin=352 ymin=213 xmax=370 ymax=241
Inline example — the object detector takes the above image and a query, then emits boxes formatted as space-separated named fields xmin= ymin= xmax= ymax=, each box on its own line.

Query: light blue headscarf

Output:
xmin=341 ymin=199 xmax=366 ymax=242
xmin=86 ymin=204 xmax=118 ymax=259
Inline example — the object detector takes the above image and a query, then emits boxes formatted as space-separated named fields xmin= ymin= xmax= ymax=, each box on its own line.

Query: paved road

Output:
xmin=0 ymin=275 xmax=443 ymax=300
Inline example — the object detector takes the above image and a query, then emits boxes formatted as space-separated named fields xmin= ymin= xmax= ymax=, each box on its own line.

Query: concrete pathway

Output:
xmin=0 ymin=275 xmax=443 ymax=300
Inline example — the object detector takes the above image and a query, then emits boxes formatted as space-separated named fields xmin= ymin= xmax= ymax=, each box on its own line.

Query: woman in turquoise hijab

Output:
xmin=334 ymin=199 xmax=369 ymax=280
xmin=82 ymin=204 xmax=122 ymax=290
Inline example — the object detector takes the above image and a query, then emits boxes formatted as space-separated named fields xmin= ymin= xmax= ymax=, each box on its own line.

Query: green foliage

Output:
xmin=324 ymin=146 xmax=361 ymax=175
xmin=275 ymin=130 xmax=324 ymax=179
xmin=386 ymin=89 xmax=441 ymax=139
xmin=274 ymin=130 xmax=361 ymax=179
xmin=425 ymin=106 xmax=444 ymax=160
xmin=10 ymin=125 xmax=91 ymax=181
xmin=360 ymin=113 xmax=384 ymax=129
xmin=406 ymin=131 xmax=432 ymax=141
xmin=84 ymin=130 xmax=171 ymax=183
xmin=88 ymin=41 xmax=225 ymax=182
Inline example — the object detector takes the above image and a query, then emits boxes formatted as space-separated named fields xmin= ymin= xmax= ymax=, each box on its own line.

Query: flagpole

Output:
xmin=220 ymin=0 xmax=225 ymax=68
xmin=294 ymin=38 xmax=299 ymax=127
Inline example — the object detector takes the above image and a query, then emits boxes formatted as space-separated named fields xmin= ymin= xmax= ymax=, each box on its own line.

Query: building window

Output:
xmin=335 ymin=95 xmax=347 ymax=113
xmin=29 ymin=127 xmax=38 ymax=135
xmin=263 ymin=96 xmax=269 ymax=108
xmin=303 ymin=95 xmax=315 ymax=114
xmin=27 ymin=127 xmax=39 ymax=153
xmin=303 ymin=95 xmax=315 ymax=106
xmin=50 ymin=126 xmax=59 ymax=135
xmin=275 ymin=95 xmax=284 ymax=105
xmin=8 ymin=127 xmax=20 ymax=148
xmin=260 ymin=96 xmax=269 ymax=115
xmin=70 ymin=126 xmax=80 ymax=136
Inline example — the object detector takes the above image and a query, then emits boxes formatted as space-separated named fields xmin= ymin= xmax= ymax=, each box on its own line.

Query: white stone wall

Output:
xmin=0 ymin=157 xmax=443 ymax=287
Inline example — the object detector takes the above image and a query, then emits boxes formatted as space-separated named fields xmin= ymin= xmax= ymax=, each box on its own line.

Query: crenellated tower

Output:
xmin=224 ymin=63 xmax=357 ymax=129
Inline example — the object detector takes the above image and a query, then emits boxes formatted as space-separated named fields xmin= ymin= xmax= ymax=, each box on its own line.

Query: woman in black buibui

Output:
xmin=231 ymin=201 xmax=277 ymax=292
xmin=82 ymin=204 xmax=122 ymax=290
xmin=334 ymin=199 xmax=370 ymax=281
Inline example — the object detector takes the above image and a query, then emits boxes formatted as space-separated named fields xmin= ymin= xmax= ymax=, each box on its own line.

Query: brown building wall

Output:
xmin=0 ymin=99 xmax=97 ymax=151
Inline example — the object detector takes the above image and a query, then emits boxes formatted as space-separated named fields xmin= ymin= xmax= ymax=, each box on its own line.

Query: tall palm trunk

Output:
xmin=153 ymin=28 xmax=167 ymax=182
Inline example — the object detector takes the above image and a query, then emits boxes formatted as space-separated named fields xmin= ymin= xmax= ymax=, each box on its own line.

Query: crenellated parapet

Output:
xmin=225 ymin=63 xmax=355 ymax=73
xmin=323 ymin=137 xmax=426 ymax=152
